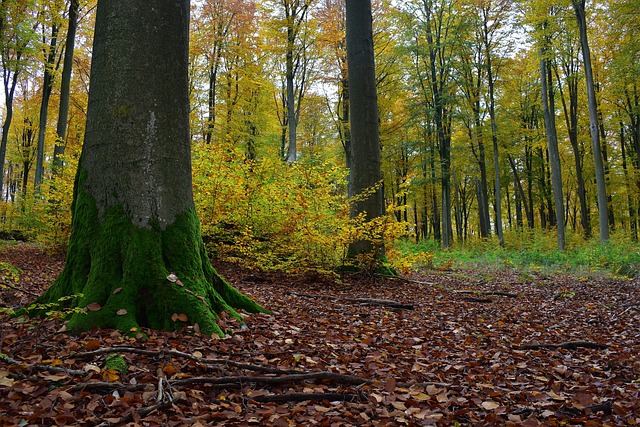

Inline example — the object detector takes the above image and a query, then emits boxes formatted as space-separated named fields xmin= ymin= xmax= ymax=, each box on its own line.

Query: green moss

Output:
xmin=23 ymin=167 xmax=268 ymax=337
xmin=105 ymin=354 xmax=127 ymax=373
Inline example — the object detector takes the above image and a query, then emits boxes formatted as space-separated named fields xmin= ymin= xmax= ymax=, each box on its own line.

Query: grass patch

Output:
xmin=395 ymin=229 xmax=640 ymax=278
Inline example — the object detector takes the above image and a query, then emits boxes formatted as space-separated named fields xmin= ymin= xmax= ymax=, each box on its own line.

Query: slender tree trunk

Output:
xmin=621 ymin=125 xmax=637 ymax=241
xmin=34 ymin=24 xmax=60 ymax=191
xmin=484 ymin=18 xmax=503 ymax=247
xmin=53 ymin=0 xmax=79 ymax=174
xmin=286 ymin=39 xmax=297 ymax=162
xmin=1 ymin=70 xmax=19 ymax=199
xmin=540 ymin=50 xmax=565 ymax=250
xmin=572 ymin=0 xmax=609 ymax=242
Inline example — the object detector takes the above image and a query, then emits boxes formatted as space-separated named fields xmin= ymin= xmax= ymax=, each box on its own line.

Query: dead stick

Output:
xmin=93 ymin=400 xmax=173 ymax=427
xmin=67 ymin=382 xmax=147 ymax=394
xmin=170 ymin=372 xmax=371 ymax=388
xmin=454 ymin=290 xmax=518 ymax=298
xmin=286 ymin=292 xmax=414 ymax=310
xmin=0 ymin=354 xmax=87 ymax=376
xmin=0 ymin=282 xmax=39 ymax=297
xmin=518 ymin=341 xmax=608 ymax=350
xmin=75 ymin=346 xmax=301 ymax=375
xmin=247 ymin=392 xmax=364 ymax=403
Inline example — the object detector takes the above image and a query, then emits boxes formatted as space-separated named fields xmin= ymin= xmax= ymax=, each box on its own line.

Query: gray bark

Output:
xmin=82 ymin=0 xmax=193 ymax=229
xmin=53 ymin=0 xmax=79 ymax=174
xmin=540 ymin=50 xmax=565 ymax=250
xmin=345 ymin=0 xmax=385 ymax=257
xmin=572 ymin=0 xmax=609 ymax=242
xmin=34 ymin=24 xmax=60 ymax=190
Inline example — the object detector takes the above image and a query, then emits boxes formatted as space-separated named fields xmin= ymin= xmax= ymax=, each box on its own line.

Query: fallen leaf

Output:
xmin=481 ymin=401 xmax=500 ymax=410
xmin=116 ymin=309 xmax=127 ymax=316
xmin=85 ymin=339 xmax=100 ymax=350
xmin=86 ymin=302 xmax=101 ymax=312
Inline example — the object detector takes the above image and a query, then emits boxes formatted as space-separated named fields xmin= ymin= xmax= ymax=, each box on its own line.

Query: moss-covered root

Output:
xmin=25 ymin=199 xmax=267 ymax=337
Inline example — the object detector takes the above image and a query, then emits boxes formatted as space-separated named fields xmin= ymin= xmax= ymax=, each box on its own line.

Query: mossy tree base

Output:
xmin=28 ymin=183 xmax=267 ymax=337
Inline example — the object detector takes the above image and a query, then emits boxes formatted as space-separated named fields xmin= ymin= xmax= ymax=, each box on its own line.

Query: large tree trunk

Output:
xmin=27 ymin=0 xmax=266 ymax=336
xmin=345 ymin=0 xmax=385 ymax=259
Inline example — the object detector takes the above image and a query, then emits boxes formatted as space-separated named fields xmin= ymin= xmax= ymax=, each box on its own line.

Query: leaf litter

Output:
xmin=0 ymin=243 xmax=639 ymax=426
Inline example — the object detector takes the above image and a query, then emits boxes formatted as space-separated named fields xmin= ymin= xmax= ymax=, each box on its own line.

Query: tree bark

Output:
xmin=540 ymin=49 xmax=565 ymax=250
xmin=345 ymin=0 xmax=385 ymax=259
xmin=52 ymin=0 xmax=79 ymax=174
xmin=26 ymin=0 xmax=266 ymax=336
xmin=34 ymin=23 xmax=60 ymax=191
xmin=572 ymin=0 xmax=609 ymax=242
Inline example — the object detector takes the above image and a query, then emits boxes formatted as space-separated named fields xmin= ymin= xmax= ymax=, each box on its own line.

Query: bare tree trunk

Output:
xmin=345 ymin=0 xmax=385 ymax=260
xmin=540 ymin=49 xmax=565 ymax=250
xmin=34 ymin=24 xmax=60 ymax=191
xmin=52 ymin=0 xmax=79 ymax=174
xmin=572 ymin=0 xmax=609 ymax=242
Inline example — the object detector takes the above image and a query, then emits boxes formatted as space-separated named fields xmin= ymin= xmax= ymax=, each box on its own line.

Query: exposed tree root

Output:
xmin=170 ymin=371 xmax=370 ymax=388
xmin=246 ymin=392 xmax=365 ymax=403
xmin=94 ymin=401 xmax=174 ymax=427
xmin=285 ymin=292 xmax=414 ymax=310
xmin=75 ymin=346 xmax=301 ymax=374
xmin=0 ymin=354 xmax=87 ymax=376
xmin=0 ymin=282 xmax=39 ymax=297
xmin=518 ymin=341 xmax=608 ymax=350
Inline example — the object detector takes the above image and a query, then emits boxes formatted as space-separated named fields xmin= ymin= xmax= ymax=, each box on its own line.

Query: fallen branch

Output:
xmin=460 ymin=297 xmax=494 ymax=303
xmin=246 ymin=392 xmax=364 ymax=404
xmin=67 ymin=381 xmax=148 ymax=394
xmin=170 ymin=371 xmax=371 ymax=388
xmin=454 ymin=290 xmax=518 ymax=298
xmin=286 ymin=292 xmax=414 ymax=310
xmin=518 ymin=341 xmax=608 ymax=350
xmin=75 ymin=346 xmax=301 ymax=374
xmin=93 ymin=400 xmax=173 ymax=427
xmin=0 ymin=354 xmax=87 ymax=376
xmin=0 ymin=282 xmax=40 ymax=297
xmin=613 ymin=303 xmax=639 ymax=320
xmin=374 ymin=274 xmax=441 ymax=288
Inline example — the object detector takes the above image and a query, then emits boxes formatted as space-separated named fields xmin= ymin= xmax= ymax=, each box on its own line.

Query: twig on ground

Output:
xmin=75 ymin=346 xmax=302 ymax=374
xmin=246 ymin=392 xmax=364 ymax=403
xmin=170 ymin=371 xmax=371 ymax=388
xmin=0 ymin=354 xmax=87 ymax=376
xmin=0 ymin=282 xmax=40 ymax=297
xmin=517 ymin=341 xmax=608 ymax=350
xmin=285 ymin=292 xmax=414 ymax=310
xmin=453 ymin=290 xmax=518 ymax=298
xmin=93 ymin=401 xmax=173 ymax=427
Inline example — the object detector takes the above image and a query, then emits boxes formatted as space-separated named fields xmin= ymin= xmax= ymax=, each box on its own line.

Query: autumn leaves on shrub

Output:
xmin=192 ymin=142 xmax=408 ymax=273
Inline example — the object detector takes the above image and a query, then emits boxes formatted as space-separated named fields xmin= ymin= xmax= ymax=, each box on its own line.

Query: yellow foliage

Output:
xmin=193 ymin=141 xmax=412 ymax=273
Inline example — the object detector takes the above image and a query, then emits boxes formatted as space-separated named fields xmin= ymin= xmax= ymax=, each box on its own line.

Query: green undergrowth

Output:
xmin=397 ymin=229 xmax=640 ymax=279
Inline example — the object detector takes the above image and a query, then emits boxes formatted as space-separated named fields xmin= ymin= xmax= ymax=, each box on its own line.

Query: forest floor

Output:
xmin=0 ymin=242 xmax=639 ymax=426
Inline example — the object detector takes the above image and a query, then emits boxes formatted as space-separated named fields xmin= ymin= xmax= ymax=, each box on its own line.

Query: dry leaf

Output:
xmin=85 ymin=339 xmax=100 ymax=350
xmin=112 ymin=287 xmax=122 ymax=295
xmin=102 ymin=369 xmax=120 ymax=382
xmin=481 ymin=401 xmax=500 ymax=410
xmin=86 ymin=302 xmax=101 ymax=312
xmin=116 ymin=309 xmax=127 ymax=316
